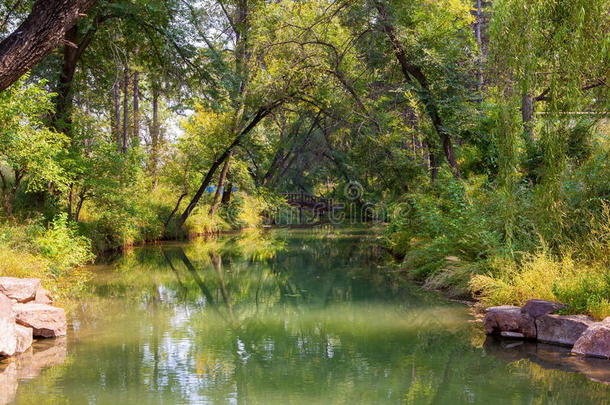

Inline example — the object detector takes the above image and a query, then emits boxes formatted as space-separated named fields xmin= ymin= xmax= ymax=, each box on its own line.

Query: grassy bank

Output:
xmin=384 ymin=169 xmax=610 ymax=319
xmin=0 ymin=188 xmax=271 ymax=304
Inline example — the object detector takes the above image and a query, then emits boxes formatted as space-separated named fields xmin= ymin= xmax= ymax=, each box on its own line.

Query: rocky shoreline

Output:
xmin=0 ymin=277 xmax=67 ymax=358
xmin=484 ymin=299 xmax=610 ymax=359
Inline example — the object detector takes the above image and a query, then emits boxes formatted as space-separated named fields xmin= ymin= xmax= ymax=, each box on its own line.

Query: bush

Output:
xmin=0 ymin=217 xmax=94 ymax=302
xmin=35 ymin=213 xmax=95 ymax=275
xmin=470 ymin=250 xmax=610 ymax=319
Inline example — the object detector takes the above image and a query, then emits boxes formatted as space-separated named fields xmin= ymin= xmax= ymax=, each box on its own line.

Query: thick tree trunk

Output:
xmin=0 ymin=0 xmax=98 ymax=92
xmin=374 ymin=0 xmax=460 ymax=178
xmin=209 ymin=152 xmax=232 ymax=215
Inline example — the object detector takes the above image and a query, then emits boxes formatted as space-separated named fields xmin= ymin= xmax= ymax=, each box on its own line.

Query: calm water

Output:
xmin=3 ymin=227 xmax=610 ymax=404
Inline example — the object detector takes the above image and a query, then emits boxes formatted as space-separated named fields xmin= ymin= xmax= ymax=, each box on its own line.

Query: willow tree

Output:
xmin=490 ymin=0 xmax=610 ymax=243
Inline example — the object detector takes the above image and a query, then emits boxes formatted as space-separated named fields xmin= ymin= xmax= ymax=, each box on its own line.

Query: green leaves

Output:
xmin=0 ymin=78 xmax=69 ymax=193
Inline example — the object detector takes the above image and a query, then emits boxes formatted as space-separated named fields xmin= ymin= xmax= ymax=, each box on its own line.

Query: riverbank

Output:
xmin=0 ymin=191 xmax=270 ymax=305
xmin=384 ymin=177 xmax=610 ymax=321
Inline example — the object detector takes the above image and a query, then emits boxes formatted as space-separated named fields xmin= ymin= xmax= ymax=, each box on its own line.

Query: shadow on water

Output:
xmin=5 ymin=228 xmax=610 ymax=404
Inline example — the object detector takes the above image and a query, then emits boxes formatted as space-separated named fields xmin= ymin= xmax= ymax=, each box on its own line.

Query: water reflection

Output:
xmin=7 ymin=228 xmax=610 ymax=404
xmin=484 ymin=336 xmax=610 ymax=385
xmin=0 ymin=339 xmax=67 ymax=405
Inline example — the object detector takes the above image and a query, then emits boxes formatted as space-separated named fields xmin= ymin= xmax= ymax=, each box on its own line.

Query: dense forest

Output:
xmin=0 ymin=0 xmax=609 ymax=316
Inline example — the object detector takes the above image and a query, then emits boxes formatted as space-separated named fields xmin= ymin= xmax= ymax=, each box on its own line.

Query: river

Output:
xmin=3 ymin=227 xmax=610 ymax=404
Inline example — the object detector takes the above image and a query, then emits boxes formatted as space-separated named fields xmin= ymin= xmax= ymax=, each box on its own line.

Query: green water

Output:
xmin=4 ymin=228 xmax=610 ymax=404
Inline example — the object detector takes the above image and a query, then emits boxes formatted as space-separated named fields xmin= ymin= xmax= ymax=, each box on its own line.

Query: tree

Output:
xmin=0 ymin=79 xmax=68 ymax=215
xmin=0 ymin=0 xmax=98 ymax=92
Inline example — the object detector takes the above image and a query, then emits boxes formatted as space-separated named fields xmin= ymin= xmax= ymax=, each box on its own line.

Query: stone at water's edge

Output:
xmin=0 ymin=277 xmax=40 ymax=303
xmin=14 ymin=324 xmax=33 ymax=354
xmin=13 ymin=303 xmax=67 ymax=338
xmin=521 ymin=299 xmax=565 ymax=319
xmin=34 ymin=287 xmax=53 ymax=305
xmin=0 ymin=292 xmax=17 ymax=357
xmin=483 ymin=305 xmax=537 ymax=339
xmin=572 ymin=322 xmax=610 ymax=359
xmin=536 ymin=314 xmax=595 ymax=346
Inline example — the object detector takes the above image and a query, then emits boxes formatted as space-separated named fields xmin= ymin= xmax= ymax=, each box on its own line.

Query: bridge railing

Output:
xmin=280 ymin=192 xmax=334 ymax=211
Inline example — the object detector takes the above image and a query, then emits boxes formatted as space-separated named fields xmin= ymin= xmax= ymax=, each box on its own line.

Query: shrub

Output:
xmin=35 ymin=213 xmax=95 ymax=275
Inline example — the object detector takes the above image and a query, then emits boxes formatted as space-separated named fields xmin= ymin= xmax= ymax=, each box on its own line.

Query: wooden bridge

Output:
xmin=280 ymin=193 xmax=339 ymax=214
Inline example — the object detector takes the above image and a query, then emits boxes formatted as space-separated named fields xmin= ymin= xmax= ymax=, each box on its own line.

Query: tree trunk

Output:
xmin=164 ymin=192 xmax=187 ymax=229
xmin=0 ymin=0 xmax=98 ymax=92
xmin=150 ymin=85 xmax=161 ymax=176
xmin=521 ymin=92 xmax=534 ymax=142
xmin=74 ymin=192 xmax=86 ymax=222
xmin=209 ymin=152 xmax=232 ymax=215
xmin=425 ymin=140 xmax=439 ymax=182
xmin=112 ymin=79 xmax=121 ymax=146
xmin=122 ymin=67 xmax=129 ymax=152
xmin=132 ymin=71 xmax=140 ymax=146
xmin=374 ymin=0 xmax=460 ymax=178
xmin=221 ymin=182 xmax=233 ymax=204
xmin=53 ymin=25 xmax=78 ymax=134
xmin=176 ymin=105 xmax=278 ymax=228
xmin=475 ymin=0 xmax=484 ymax=91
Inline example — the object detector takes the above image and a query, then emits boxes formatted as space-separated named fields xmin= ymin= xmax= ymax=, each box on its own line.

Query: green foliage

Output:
xmin=553 ymin=272 xmax=610 ymax=319
xmin=0 ymin=78 xmax=68 ymax=214
xmin=0 ymin=218 xmax=94 ymax=301
xmin=34 ymin=213 xmax=95 ymax=276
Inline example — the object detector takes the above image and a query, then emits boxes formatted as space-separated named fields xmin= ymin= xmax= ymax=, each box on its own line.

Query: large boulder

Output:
xmin=521 ymin=299 xmax=565 ymax=319
xmin=483 ymin=305 xmax=537 ymax=339
xmin=0 ymin=277 xmax=40 ymax=303
xmin=536 ymin=314 xmax=594 ymax=346
xmin=14 ymin=324 xmax=33 ymax=353
xmin=13 ymin=303 xmax=66 ymax=338
xmin=572 ymin=322 xmax=610 ymax=359
xmin=0 ymin=292 xmax=16 ymax=357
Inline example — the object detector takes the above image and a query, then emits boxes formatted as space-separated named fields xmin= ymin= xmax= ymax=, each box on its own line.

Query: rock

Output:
xmin=0 ymin=277 xmax=40 ymax=303
xmin=483 ymin=305 xmax=536 ymax=339
xmin=572 ymin=322 xmax=610 ymax=359
xmin=0 ymin=293 xmax=16 ymax=357
xmin=13 ymin=303 xmax=67 ymax=338
xmin=34 ymin=287 xmax=53 ymax=305
xmin=521 ymin=299 xmax=565 ymax=318
xmin=536 ymin=314 xmax=594 ymax=346
xmin=14 ymin=324 xmax=33 ymax=353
